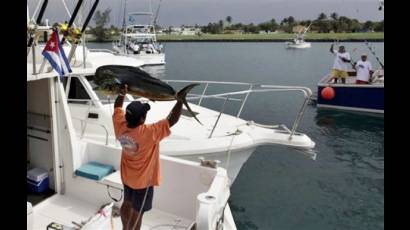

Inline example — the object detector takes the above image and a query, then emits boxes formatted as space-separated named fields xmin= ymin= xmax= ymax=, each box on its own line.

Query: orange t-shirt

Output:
xmin=113 ymin=107 xmax=171 ymax=189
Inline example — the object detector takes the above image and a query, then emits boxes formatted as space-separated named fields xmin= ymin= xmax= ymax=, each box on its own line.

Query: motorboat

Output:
xmin=112 ymin=0 xmax=165 ymax=66
xmin=65 ymin=75 xmax=316 ymax=181
xmin=316 ymin=69 xmax=384 ymax=113
xmin=285 ymin=23 xmax=312 ymax=49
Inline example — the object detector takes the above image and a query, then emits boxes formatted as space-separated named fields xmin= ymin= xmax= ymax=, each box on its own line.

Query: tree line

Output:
xmin=201 ymin=13 xmax=384 ymax=34
xmin=88 ymin=9 xmax=384 ymax=41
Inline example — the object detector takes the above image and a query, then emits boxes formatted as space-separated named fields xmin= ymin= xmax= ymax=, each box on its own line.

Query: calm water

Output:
xmin=89 ymin=42 xmax=384 ymax=230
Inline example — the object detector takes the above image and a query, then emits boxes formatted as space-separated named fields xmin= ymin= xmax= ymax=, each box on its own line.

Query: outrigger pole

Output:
xmin=153 ymin=0 xmax=163 ymax=27
xmin=364 ymin=40 xmax=384 ymax=69
xmin=27 ymin=0 xmax=48 ymax=56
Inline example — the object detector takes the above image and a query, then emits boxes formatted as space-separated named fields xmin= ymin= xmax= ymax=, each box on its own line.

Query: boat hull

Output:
xmin=317 ymin=84 xmax=384 ymax=113
xmin=113 ymin=47 xmax=166 ymax=66
xmin=286 ymin=42 xmax=311 ymax=49
xmin=175 ymin=147 xmax=256 ymax=181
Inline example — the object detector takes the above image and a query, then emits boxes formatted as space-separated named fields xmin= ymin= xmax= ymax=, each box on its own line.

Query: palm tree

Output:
xmin=219 ymin=20 xmax=224 ymax=33
xmin=287 ymin=16 xmax=295 ymax=24
xmin=226 ymin=16 xmax=232 ymax=25
xmin=330 ymin=12 xmax=338 ymax=21
xmin=317 ymin=12 xmax=327 ymax=20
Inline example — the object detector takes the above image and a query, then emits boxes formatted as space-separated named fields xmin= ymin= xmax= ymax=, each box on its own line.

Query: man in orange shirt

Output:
xmin=113 ymin=84 xmax=183 ymax=230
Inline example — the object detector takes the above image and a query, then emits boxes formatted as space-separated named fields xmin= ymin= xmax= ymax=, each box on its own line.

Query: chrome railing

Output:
xmin=88 ymin=48 xmax=117 ymax=54
xmin=71 ymin=116 xmax=110 ymax=145
xmin=66 ymin=80 xmax=312 ymax=141
xmin=164 ymin=80 xmax=312 ymax=140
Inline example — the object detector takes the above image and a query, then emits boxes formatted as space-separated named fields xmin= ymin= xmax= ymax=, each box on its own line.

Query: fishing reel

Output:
xmin=58 ymin=22 xmax=82 ymax=43
xmin=27 ymin=21 xmax=37 ymax=34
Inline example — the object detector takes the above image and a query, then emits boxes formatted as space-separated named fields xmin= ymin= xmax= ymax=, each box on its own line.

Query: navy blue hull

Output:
xmin=317 ymin=85 xmax=384 ymax=112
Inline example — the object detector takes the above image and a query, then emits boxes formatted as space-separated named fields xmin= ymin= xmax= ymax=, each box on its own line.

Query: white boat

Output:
xmin=27 ymin=34 xmax=236 ymax=230
xmin=112 ymin=2 xmax=165 ymax=66
xmin=27 ymin=4 xmax=236 ymax=230
xmin=285 ymin=23 xmax=312 ymax=49
xmin=65 ymin=75 xmax=316 ymax=181
xmin=29 ymin=3 xmax=316 ymax=184
xmin=286 ymin=38 xmax=312 ymax=49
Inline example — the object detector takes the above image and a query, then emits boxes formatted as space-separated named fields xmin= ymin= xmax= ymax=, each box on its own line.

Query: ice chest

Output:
xmin=27 ymin=168 xmax=49 ymax=193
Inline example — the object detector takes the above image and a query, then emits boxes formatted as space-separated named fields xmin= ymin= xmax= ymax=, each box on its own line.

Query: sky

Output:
xmin=28 ymin=0 xmax=384 ymax=27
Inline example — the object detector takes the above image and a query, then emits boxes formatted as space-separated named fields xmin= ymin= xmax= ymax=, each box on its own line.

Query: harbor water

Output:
xmin=89 ymin=42 xmax=384 ymax=230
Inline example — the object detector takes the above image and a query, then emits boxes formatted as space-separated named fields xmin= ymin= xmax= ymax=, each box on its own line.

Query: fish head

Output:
xmin=94 ymin=67 xmax=123 ymax=92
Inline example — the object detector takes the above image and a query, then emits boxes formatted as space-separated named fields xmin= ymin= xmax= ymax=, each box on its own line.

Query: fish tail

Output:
xmin=177 ymin=83 xmax=202 ymax=125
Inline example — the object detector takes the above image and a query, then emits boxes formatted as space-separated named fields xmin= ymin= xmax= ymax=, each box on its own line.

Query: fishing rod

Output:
xmin=27 ymin=0 xmax=48 ymax=56
xmin=364 ymin=40 xmax=384 ymax=68
xmin=61 ymin=0 xmax=85 ymax=44
xmin=66 ymin=0 xmax=100 ymax=63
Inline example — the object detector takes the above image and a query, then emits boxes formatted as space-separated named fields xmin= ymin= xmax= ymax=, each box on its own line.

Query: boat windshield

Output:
xmin=129 ymin=37 xmax=154 ymax=44
xmin=126 ymin=25 xmax=154 ymax=34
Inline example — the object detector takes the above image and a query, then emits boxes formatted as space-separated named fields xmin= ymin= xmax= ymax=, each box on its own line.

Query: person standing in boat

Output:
xmin=113 ymin=84 xmax=183 ymax=230
xmin=329 ymin=44 xmax=351 ymax=84
xmin=354 ymin=54 xmax=374 ymax=84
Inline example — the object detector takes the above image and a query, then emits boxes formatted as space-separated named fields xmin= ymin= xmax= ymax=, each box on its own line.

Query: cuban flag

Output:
xmin=42 ymin=29 xmax=72 ymax=80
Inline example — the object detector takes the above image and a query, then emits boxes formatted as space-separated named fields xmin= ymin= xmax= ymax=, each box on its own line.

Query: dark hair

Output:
xmin=126 ymin=112 xmax=147 ymax=128
xmin=125 ymin=103 xmax=150 ymax=128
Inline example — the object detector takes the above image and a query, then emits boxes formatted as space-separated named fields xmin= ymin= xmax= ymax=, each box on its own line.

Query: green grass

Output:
xmin=156 ymin=32 xmax=384 ymax=41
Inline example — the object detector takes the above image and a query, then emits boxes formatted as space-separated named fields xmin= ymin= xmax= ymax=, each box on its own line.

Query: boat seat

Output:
xmin=75 ymin=162 xmax=114 ymax=181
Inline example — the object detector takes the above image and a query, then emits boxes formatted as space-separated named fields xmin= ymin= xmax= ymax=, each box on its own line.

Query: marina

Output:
xmin=27 ymin=0 xmax=384 ymax=229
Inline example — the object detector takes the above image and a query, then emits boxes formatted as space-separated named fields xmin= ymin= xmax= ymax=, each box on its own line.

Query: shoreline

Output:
xmin=87 ymin=38 xmax=384 ymax=43
xmin=86 ymin=32 xmax=384 ymax=43
xmin=156 ymin=39 xmax=384 ymax=42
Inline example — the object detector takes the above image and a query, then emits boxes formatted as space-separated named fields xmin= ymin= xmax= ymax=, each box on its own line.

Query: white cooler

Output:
xmin=27 ymin=202 xmax=33 ymax=230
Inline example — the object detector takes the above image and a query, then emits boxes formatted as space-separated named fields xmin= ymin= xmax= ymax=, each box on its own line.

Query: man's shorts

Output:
xmin=331 ymin=69 xmax=348 ymax=79
xmin=124 ymin=184 xmax=154 ymax=212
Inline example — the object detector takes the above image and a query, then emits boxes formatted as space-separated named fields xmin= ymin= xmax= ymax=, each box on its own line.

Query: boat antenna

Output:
xmin=122 ymin=0 xmax=128 ymax=30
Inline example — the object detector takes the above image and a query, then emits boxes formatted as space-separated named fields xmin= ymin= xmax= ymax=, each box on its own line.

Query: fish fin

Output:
xmin=177 ymin=83 xmax=202 ymax=125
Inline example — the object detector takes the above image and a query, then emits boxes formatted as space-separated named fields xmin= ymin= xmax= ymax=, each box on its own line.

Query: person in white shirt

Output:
xmin=147 ymin=43 xmax=157 ymax=54
xmin=354 ymin=54 xmax=374 ymax=84
xmin=329 ymin=44 xmax=351 ymax=84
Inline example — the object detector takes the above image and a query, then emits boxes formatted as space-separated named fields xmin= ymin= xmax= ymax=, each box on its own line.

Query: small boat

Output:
xmin=112 ymin=0 xmax=165 ymax=66
xmin=316 ymin=69 xmax=384 ymax=114
xmin=285 ymin=23 xmax=312 ymax=49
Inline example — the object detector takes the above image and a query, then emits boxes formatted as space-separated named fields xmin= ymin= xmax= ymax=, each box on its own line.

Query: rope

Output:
xmin=131 ymin=121 xmax=157 ymax=229
xmin=107 ymin=185 xmax=123 ymax=202
xmin=225 ymin=124 xmax=247 ymax=184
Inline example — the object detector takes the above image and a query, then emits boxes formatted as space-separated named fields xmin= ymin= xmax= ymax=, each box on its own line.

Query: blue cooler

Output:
xmin=27 ymin=168 xmax=49 ymax=193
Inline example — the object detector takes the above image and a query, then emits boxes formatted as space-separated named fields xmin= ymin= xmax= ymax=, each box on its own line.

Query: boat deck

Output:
xmin=32 ymin=194 xmax=194 ymax=230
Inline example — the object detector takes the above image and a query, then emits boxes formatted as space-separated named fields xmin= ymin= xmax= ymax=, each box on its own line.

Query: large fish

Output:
xmin=94 ymin=65 xmax=202 ymax=124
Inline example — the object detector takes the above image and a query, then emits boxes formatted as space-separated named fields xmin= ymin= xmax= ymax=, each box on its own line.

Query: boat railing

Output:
xmin=163 ymin=80 xmax=312 ymax=140
xmin=71 ymin=116 xmax=110 ymax=145
xmin=88 ymin=49 xmax=117 ymax=54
